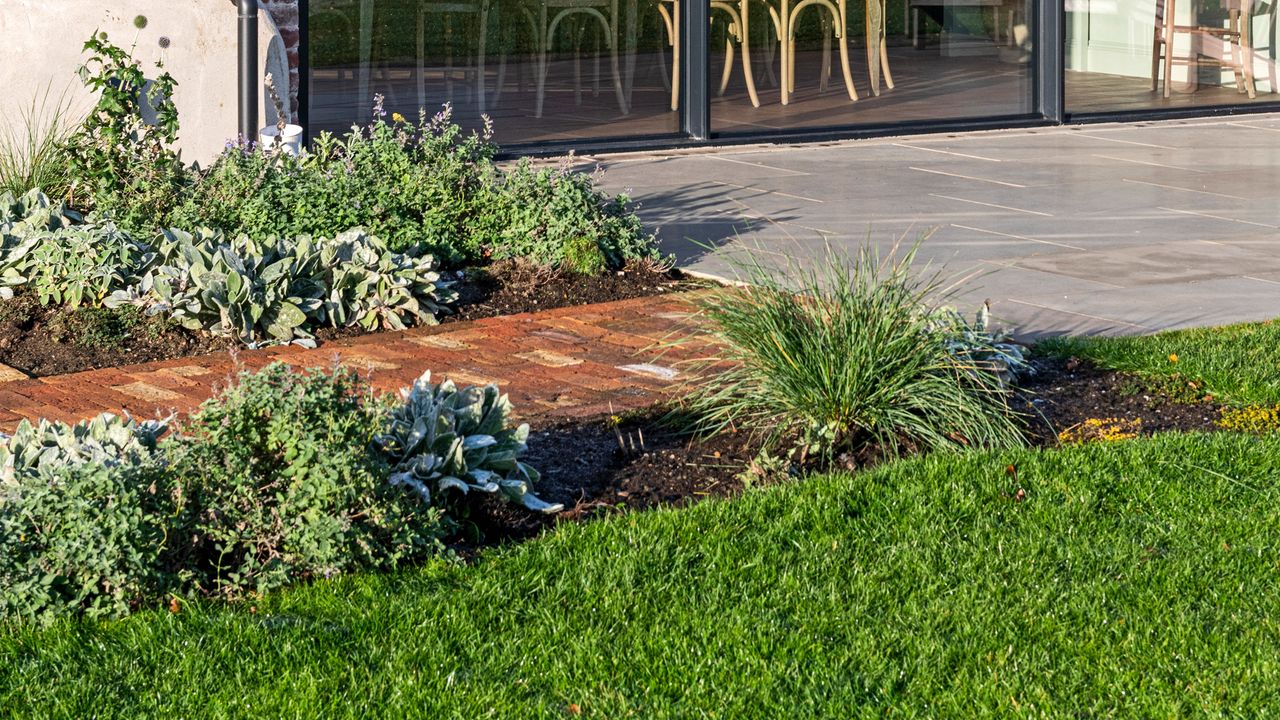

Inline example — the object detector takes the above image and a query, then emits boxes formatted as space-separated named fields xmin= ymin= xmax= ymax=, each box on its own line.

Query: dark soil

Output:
xmin=1017 ymin=355 xmax=1222 ymax=445
xmin=449 ymin=355 xmax=1229 ymax=553
xmin=449 ymin=413 xmax=764 ymax=553
xmin=0 ymin=263 xmax=703 ymax=378
xmin=0 ymin=296 xmax=232 ymax=377
xmin=448 ymin=261 xmax=703 ymax=323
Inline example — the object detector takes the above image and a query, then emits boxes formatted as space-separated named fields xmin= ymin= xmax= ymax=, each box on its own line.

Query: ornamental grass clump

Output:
xmin=678 ymin=244 xmax=1026 ymax=466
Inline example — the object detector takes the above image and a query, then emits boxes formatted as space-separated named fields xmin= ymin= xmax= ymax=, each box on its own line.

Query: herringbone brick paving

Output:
xmin=0 ymin=293 xmax=711 ymax=432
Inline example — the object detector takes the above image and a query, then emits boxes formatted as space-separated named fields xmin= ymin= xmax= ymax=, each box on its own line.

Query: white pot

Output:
xmin=259 ymin=124 xmax=304 ymax=155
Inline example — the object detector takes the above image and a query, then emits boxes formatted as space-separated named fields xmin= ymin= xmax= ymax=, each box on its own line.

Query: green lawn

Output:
xmin=1039 ymin=320 xmax=1280 ymax=405
xmin=6 ymin=431 xmax=1280 ymax=716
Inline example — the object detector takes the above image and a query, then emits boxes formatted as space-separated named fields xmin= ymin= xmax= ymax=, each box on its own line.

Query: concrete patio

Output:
xmin=590 ymin=113 xmax=1280 ymax=338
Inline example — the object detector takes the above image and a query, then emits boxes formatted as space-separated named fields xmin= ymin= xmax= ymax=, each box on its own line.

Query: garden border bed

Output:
xmin=0 ymin=291 xmax=712 ymax=433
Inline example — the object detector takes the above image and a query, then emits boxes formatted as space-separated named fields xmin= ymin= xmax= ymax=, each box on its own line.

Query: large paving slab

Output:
xmin=589 ymin=114 xmax=1280 ymax=337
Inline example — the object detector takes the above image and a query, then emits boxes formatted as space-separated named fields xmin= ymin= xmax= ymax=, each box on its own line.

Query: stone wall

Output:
xmin=260 ymin=0 xmax=301 ymax=115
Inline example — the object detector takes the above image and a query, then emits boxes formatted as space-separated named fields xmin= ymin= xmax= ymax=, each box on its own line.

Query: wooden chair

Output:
xmin=416 ymin=0 xmax=496 ymax=114
xmin=765 ymin=0 xmax=894 ymax=104
xmin=1152 ymin=0 xmax=1256 ymax=98
xmin=659 ymin=0 xmax=766 ymax=109
xmin=518 ymin=0 xmax=631 ymax=118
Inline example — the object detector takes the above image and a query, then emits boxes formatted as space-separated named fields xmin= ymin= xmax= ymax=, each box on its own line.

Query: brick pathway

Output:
xmin=0 ymin=293 xmax=711 ymax=433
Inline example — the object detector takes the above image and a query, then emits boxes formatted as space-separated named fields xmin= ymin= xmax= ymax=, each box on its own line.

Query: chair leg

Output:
xmin=1151 ymin=0 xmax=1163 ymax=91
xmin=594 ymin=28 xmax=603 ymax=97
xmin=720 ymin=30 xmax=737 ymax=95
xmin=878 ymin=0 xmax=893 ymax=89
xmin=870 ymin=0 xmax=880 ymax=94
xmin=536 ymin=6 xmax=549 ymax=117
xmin=610 ymin=0 xmax=631 ymax=114
xmin=764 ymin=5 xmax=781 ymax=89
xmin=739 ymin=0 xmax=762 ymax=107
xmin=359 ymin=0 xmax=374 ymax=108
xmin=780 ymin=0 xmax=791 ymax=103
xmin=1239 ymin=8 xmax=1258 ymax=98
xmin=1162 ymin=0 xmax=1175 ymax=97
xmin=417 ymin=6 xmax=427 ymax=111
xmin=573 ymin=24 xmax=583 ymax=106
xmin=672 ymin=2 xmax=681 ymax=110
xmin=445 ymin=17 xmax=456 ymax=100
xmin=838 ymin=0 xmax=858 ymax=99
xmin=478 ymin=5 xmax=489 ymax=114
xmin=880 ymin=39 xmax=894 ymax=89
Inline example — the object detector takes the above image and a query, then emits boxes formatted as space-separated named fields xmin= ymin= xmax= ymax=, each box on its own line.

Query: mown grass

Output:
xmin=1039 ymin=320 xmax=1280 ymax=405
xmin=5 ymin=431 xmax=1280 ymax=716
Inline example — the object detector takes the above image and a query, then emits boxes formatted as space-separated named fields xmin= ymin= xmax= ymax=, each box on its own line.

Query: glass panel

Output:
xmin=709 ymin=0 xmax=1034 ymax=133
xmin=1067 ymin=0 xmax=1279 ymax=112
xmin=308 ymin=0 xmax=680 ymax=144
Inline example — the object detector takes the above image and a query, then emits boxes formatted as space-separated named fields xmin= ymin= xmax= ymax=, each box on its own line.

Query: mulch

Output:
xmin=1016 ymin=356 xmax=1222 ymax=444
xmin=0 ymin=263 xmax=703 ymax=378
xmin=450 ymin=354 xmax=1231 ymax=553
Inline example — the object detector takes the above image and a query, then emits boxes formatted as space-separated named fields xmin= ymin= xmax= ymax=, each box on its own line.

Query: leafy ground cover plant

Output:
xmin=1 ymin=197 xmax=457 ymax=345
xmin=376 ymin=371 xmax=562 ymax=514
xmin=676 ymin=245 xmax=1026 ymax=467
xmin=104 ymin=227 xmax=457 ymax=344
xmin=65 ymin=32 xmax=186 ymax=231
xmin=0 ymin=363 xmax=552 ymax=621
xmin=171 ymin=102 xmax=660 ymax=271
xmin=0 ymin=414 xmax=173 ymax=622
xmin=166 ymin=364 xmax=447 ymax=599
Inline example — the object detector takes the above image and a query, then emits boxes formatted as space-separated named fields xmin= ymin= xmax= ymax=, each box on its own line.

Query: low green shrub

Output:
xmin=2 ymin=195 xmax=457 ymax=344
xmin=46 ymin=34 xmax=657 ymax=274
xmin=171 ymin=104 xmax=659 ymax=271
xmin=0 ymin=364 xmax=556 ymax=622
xmin=171 ymin=104 xmax=496 ymax=264
xmin=64 ymin=33 xmax=187 ymax=231
xmin=0 ymin=188 xmax=80 ymax=234
xmin=676 ymin=245 xmax=1026 ymax=466
xmin=479 ymin=158 xmax=656 ymax=272
xmin=0 ymin=414 xmax=173 ymax=622
xmin=376 ymin=370 xmax=561 ymax=514
xmin=0 ymin=189 xmax=82 ymax=298
xmin=167 ymin=364 xmax=447 ymax=599
xmin=17 ymin=223 xmax=152 ymax=307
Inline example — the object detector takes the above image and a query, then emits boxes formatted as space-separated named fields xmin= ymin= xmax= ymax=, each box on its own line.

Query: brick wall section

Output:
xmin=261 ymin=0 xmax=301 ymax=115
xmin=0 ymin=293 xmax=716 ymax=433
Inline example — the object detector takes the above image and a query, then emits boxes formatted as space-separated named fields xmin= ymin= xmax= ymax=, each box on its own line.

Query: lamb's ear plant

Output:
xmin=375 ymin=371 xmax=562 ymax=514
xmin=672 ymin=241 xmax=1026 ymax=467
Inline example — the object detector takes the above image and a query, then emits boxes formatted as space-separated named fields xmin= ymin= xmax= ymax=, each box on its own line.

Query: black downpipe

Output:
xmin=238 ymin=0 xmax=259 ymax=141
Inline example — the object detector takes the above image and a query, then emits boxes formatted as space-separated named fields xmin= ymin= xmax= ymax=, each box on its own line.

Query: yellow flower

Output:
xmin=392 ymin=112 xmax=406 ymax=123
xmin=1168 ymin=353 xmax=1179 ymax=363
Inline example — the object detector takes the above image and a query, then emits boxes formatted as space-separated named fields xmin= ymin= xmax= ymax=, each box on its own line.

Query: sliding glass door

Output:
xmin=1066 ymin=0 xmax=1279 ymax=112
xmin=708 ymin=0 xmax=1036 ymax=133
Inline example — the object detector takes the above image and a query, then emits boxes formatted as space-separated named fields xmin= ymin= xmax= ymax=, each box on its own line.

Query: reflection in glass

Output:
xmin=308 ymin=0 xmax=681 ymax=144
xmin=1067 ymin=0 xmax=1278 ymax=112
xmin=709 ymin=0 xmax=1034 ymax=132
